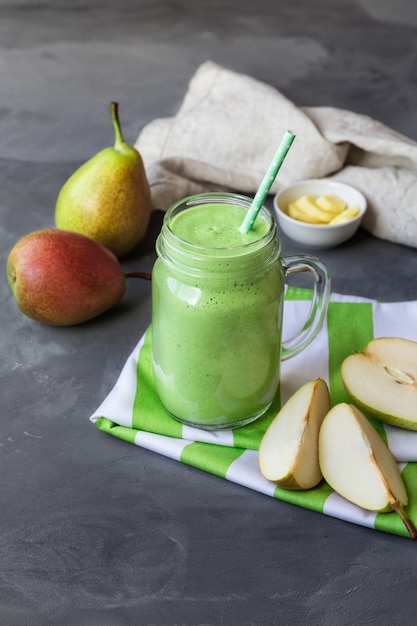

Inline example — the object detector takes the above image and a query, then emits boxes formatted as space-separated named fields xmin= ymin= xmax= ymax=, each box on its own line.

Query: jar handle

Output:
xmin=281 ymin=255 xmax=331 ymax=361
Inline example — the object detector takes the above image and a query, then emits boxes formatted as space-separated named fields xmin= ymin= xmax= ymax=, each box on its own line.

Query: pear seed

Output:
xmin=384 ymin=365 xmax=414 ymax=385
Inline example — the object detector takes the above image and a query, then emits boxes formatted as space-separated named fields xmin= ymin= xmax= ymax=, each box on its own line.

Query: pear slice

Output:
xmin=319 ymin=403 xmax=417 ymax=539
xmin=258 ymin=379 xmax=330 ymax=490
xmin=341 ymin=337 xmax=417 ymax=431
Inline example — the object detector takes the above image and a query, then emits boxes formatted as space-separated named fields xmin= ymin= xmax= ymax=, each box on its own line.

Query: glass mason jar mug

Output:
xmin=151 ymin=193 xmax=331 ymax=430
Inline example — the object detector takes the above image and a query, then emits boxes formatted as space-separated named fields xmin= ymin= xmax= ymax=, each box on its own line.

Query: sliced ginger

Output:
xmin=316 ymin=194 xmax=346 ymax=214
xmin=288 ymin=200 xmax=329 ymax=224
xmin=287 ymin=193 xmax=360 ymax=225
xmin=330 ymin=205 xmax=360 ymax=224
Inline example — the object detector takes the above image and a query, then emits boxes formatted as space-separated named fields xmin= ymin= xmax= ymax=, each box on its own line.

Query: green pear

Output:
xmin=341 ymin=337 xmax=417 ymax=431
xmin=258 ymin=378 xmax=330 ymax=490
xmin=319 ymin=403 xmax=417 ymax=539
xmin=55 ymin=102 xmax=151 ymax=258
xmin=7 ymin=229 xmax=126 ymax=326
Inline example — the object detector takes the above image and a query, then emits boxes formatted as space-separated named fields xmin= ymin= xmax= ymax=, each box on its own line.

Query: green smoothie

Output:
xmin=152 ymin=201 xmax=283 ymax=429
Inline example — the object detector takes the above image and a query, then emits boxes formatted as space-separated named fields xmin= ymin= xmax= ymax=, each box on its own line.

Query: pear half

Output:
xmin=342 ymin=337 xmax=417 ymax=431
xmin=319 ymin=403 xmax=417 ymax=539
xmin=258 ymin=379 xmax=330 ymax=490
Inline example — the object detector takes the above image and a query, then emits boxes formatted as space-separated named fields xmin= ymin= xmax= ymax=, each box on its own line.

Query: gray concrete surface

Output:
xmin=2 ymin=1 xmax=417 ymax=624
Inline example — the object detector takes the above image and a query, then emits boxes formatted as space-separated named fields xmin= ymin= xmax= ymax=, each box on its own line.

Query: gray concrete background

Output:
xmin=2 ymin=1 xmax=417 ymax=624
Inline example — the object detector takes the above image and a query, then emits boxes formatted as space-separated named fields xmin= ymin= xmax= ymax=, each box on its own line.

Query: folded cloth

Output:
xmin=91 ymin=288 xmax=417 ymax=539
xmin=135 ymin=60 xmax=417 ymax=249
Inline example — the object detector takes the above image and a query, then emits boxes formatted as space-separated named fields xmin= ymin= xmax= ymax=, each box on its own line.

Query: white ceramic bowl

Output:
xmin=273 ymin=179 xmax=367 ymax=249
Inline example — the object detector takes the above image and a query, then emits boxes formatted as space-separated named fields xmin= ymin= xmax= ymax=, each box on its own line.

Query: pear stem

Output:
xmin=390 ymin=501 xmax=417 ymax=540
xmin=124 ymin=271 xmax=152 ymax=281
xmin=110 ymin=102 xmax=125 ymax=146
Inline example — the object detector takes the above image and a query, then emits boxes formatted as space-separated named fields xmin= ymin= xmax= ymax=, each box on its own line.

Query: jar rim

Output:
xmin=163 ymin=192 xmax=278 ymax=256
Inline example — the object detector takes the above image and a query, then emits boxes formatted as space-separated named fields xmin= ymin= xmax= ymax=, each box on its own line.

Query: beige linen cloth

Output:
xmin=135 ymin=60 xmax=417 ymax=248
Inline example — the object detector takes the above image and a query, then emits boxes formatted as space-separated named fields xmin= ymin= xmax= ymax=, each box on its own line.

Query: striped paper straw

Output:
xmin=239 ymin=130 xmax=296 ymax=233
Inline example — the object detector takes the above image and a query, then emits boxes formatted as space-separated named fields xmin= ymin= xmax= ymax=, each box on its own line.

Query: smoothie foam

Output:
xmin=171 ymin=203 xmax=269 ymax=248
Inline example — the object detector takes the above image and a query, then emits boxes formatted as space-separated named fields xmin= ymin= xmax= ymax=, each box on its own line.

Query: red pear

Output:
xmin=7 ymin=229 xmax=126 ymax=326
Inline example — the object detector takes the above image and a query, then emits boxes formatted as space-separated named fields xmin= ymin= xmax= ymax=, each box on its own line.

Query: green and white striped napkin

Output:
xmin=90 ymin=287 xmax=417 ymax=538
